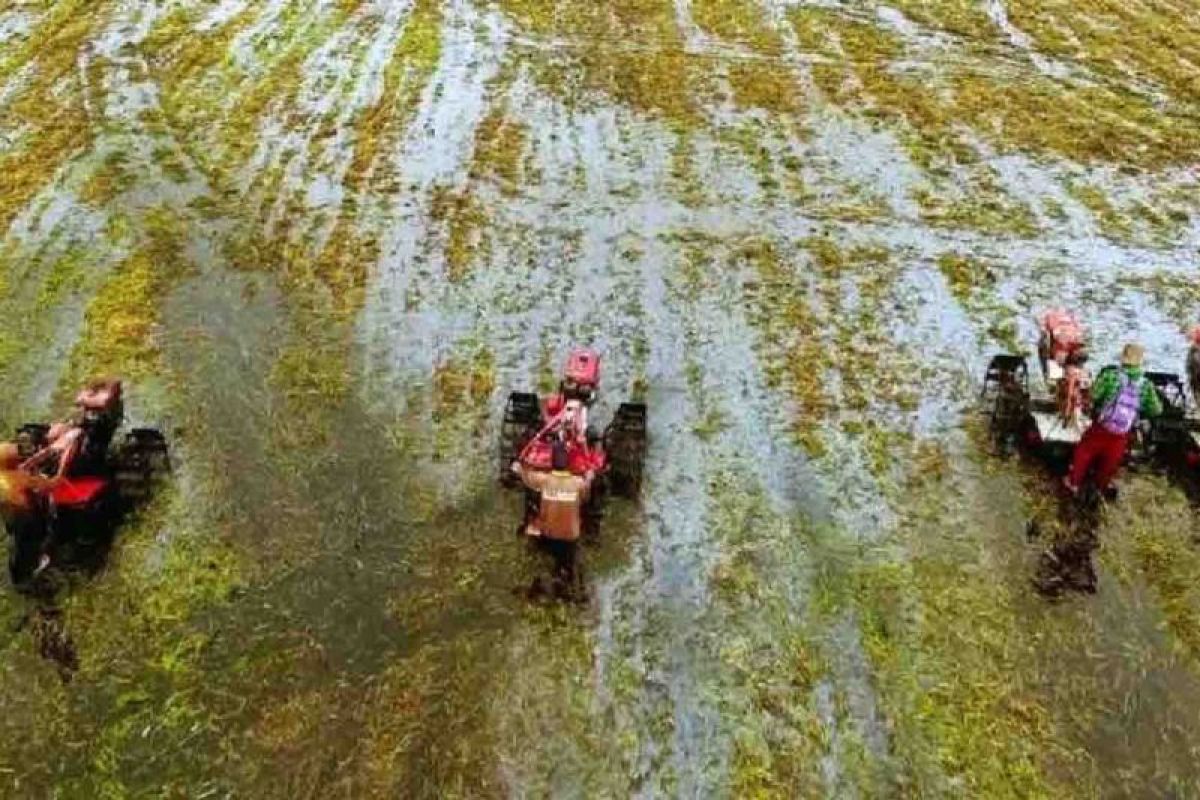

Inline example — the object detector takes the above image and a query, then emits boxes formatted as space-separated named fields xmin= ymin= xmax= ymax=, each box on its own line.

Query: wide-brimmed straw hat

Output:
xmin=1120 ymin=343 xmax=1145 ymax=367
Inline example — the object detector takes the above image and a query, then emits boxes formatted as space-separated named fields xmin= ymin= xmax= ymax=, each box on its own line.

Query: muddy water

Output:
xmin=2 ymin=1 xmax=1200 ymax=797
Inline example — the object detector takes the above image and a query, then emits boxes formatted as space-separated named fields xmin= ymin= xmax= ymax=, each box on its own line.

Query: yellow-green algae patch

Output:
xmin=785 ymin=6 xmax=1200 ymax=170
xmin=344 ymin=0 xmax=444 ymax=195
xmin=1104 ymin=479 xmax=1200 ymax=663
xmin=58 ymin=207 xmax=190 ymax=397
xmin=429 ymin=184 xmax=490 ymax=283
xmin=1006 ymin=1 xmax=1200 ymax=106
xmin=468 ymin=109 xmax=531 ymax=197
xmin=0 ymin=2 xmax=109 ymax=232
xmin=705 ymin=463 xmax=830 ymax=796
xmin=497 ymin=0 xmax=707 ymax=125
xmin=843 ymin=451 xmax=1083 ymax=797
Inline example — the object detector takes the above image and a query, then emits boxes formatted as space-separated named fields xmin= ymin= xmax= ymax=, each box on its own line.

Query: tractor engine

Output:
xmin=560 ymin=348 xmax=600 ymax=404
xmin=498 ymin=347 xmax=646 ymax=496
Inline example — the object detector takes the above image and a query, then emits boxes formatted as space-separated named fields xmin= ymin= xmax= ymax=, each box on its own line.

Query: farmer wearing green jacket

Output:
xmin=1065 ymin=343 xmax=1162 ymax=495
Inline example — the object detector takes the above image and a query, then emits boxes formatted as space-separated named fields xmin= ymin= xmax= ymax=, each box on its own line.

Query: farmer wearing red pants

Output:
xmin=1064 ymin=343 xmax=1162 ymax=495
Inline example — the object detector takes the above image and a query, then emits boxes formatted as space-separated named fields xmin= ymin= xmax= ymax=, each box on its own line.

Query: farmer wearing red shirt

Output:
xmin=1064 ymin=343 xmax=1162 ymax=496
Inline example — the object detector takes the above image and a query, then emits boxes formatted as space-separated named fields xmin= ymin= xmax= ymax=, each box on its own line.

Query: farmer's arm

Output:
xmin=20 ymin=445 xmax=53 ymax=471
xmin=1089 ymin=367 xmax=1118 ymax=413
xmin=53 ymin=431 xmax=84 ymax=479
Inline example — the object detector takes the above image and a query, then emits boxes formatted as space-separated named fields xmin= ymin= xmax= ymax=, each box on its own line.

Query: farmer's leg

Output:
xmin=1093 ymin=430 xmax=1130 ymax=491
xmin=547 ymin=539 xmax=579 ymax=598
xmin=1068 ymin=425 xmax=1103 ymax=487
xmin=549 ymin=539 xmax=570 ymax=582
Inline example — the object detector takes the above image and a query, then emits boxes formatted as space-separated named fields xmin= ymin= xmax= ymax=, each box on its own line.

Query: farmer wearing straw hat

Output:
xmin=1064 ymin=343 xmax=1162 ymax=496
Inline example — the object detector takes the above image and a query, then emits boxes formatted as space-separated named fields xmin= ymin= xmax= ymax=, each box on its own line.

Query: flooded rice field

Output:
xmin=3 ymin=0 xmax=1200 ymax=796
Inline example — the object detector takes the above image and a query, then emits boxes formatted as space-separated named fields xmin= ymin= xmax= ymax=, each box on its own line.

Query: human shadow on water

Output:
xmin=5 ymin=501 xmax=122 ymax=592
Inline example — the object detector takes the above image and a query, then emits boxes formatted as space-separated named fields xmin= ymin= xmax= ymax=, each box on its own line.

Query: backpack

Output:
xmin=1098 ymin=372 xmax=1142 ymax=434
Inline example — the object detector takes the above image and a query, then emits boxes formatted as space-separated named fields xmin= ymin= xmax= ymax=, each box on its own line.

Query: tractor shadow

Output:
xmin=13 ymin=505 xmax=124 ymax=597
xmin=5 ymin=501 xmax=141 ymax=683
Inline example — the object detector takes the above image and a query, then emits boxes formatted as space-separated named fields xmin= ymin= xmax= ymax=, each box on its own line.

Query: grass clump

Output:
xmin=668 ymin=132 xmax=708 ymax=208
xmin=1115 ymin=270 xmax=1200 ymax=327
xmin=736 ymin=239 xmax=830 ymax=456
xmin=835 ymin=456 xmax=1086 ymax=797
xmin=64 ymin=488 xmax=244 ymax=655
xmin=271 ymin=341 xmax=351 ymax=410
xmin=147 ymin=5 xmax=258 ymax=137
xmin=1105 ymin=480 xmax=1200 ymax=664
xmin=498 ymin=0 xmax=705 ymax=125
xmin=915 ymin=181 xmax=1041 ymax=238
xmin=311 ymin=222 xmax=379 ymax=318
xmin=728 ymin=61 xmax=802 ymax=115
xmin=79 ymin=151 xmax=134 ymax=207
xmin=705 ymin=463 xmax=830 ymax=796
xmin=936 ymin=252 xmax=995 ymax=305
xmin=1006 ymin=1 xmax=1200 ymax=107
xmin=883 ymin=0 xmax=998 ymax=39
xmin=1065 ymin=182 xmax=1133 ymax=241
xmin=0 ymin=3 xmax=101 ymax=231
xmin=34 ymin=248 xmax=88 ymax=311
xmin=852 ymin=556 xmax=1066 ymax=796
xmin=432 ymin=348 xmax=496 ymax=421
xmin=787 ymin=6 xmax=1200 ymax=170
xmin=428 ymin=344 xmax=496 ymax=460
xmin=934 ymin=251 xmax=1020 ymax=350
xmin=430 ymin=184 xmax=489 ymax=282
xmin=59 ymin=208 xmax=189 ymax=394
xmin=690 ymin=0 xmax=785 ymax=55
